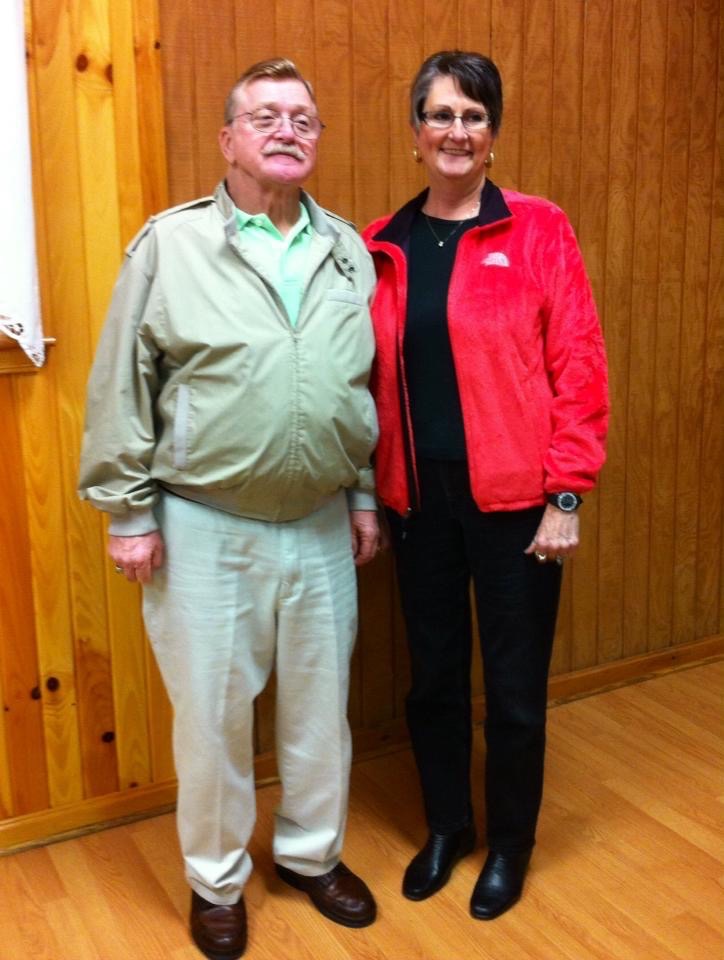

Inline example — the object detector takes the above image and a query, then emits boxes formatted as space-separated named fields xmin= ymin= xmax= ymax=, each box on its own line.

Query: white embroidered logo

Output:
xmin=482 ymin=251 xmax=510 ymax=267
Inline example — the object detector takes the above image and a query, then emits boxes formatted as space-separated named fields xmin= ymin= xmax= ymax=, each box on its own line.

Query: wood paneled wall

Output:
xmin=1 ymin=0 xmax=721 ymax=851
xmin=0 ymin=0 xmax=174 ymax=847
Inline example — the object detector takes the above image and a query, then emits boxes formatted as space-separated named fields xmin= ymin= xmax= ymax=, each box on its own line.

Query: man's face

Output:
xmin=219 ymin=78 xmax=319 ymax=189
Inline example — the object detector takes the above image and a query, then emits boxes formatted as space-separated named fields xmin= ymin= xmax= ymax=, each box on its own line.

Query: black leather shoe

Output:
xmin=275 ymin=862 xmax=376 ymax=928
xmin=402 ymin=823 xmax=476 ymax=901
xmin=190 ymin=890 xmax=247 ymax=959
xmin=470 ymin=850 xmax=532 ymax=920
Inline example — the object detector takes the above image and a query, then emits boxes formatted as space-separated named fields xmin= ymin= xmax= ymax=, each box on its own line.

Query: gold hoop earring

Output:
xmin=412 ymin=146 xmax=423 ymax=163
xmin=484 ymin=150 xmax=495 ymax=168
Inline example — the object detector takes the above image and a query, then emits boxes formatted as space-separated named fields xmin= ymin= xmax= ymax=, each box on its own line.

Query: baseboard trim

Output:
xmin=547 ymin=634 xmax=723 ymax=705
xmin=0 ymin=781 xmax=178 ymax=855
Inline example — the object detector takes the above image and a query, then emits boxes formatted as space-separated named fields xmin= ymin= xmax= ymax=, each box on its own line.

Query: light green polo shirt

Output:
xmin=235 ymin=203 xmax=312 ymax=326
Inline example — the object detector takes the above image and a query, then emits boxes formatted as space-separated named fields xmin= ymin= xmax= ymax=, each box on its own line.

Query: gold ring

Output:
xmin=114 ymin=565 xmax=123 ymax=573
xmin=535 ymin=552 xmax=547 ymax=563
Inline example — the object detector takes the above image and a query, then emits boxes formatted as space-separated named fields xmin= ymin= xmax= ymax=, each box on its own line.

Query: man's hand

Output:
xmin=524 ymin=503 xmax=579 ymax=564
xmin=349 ymin=510 xmax=381 ymax=566
xmin=108 ymin=531 xmax=165 ymax=583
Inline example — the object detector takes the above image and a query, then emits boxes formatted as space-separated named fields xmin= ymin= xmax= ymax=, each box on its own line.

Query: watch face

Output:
xmin=558 ymin=492 xmax=579 ymax=511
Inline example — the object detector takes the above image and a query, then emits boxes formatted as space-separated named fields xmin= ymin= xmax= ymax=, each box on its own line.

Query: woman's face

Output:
xmin=414 ymin=75 xmax=495 ymax=189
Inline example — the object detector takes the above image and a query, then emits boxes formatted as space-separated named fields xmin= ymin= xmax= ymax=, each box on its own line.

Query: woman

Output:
xmin=363 ymin=51 xmax=608 ymax=920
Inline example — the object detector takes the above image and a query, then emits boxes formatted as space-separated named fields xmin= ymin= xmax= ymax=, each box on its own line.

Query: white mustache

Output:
xmin=263 ymin=144 xmax=304 ymax=161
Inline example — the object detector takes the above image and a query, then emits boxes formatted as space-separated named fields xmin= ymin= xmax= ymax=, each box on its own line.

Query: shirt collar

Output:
xmin=235 ymin=202 xmax=311 ymax=241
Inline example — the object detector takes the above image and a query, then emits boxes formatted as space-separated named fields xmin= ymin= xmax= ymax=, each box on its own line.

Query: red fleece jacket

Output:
xmin=363 ymin=184 xmax=609 ymax=517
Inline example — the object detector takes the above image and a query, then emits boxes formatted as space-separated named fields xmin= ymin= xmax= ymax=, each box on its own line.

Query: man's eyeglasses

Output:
xmin=421 ymin=109 xmax=491 ymax=132
xmin=230 ymin=109 xmax=325 ymax=140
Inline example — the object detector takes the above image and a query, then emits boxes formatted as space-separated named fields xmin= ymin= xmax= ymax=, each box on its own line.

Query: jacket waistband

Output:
xmin=159 ymin=481 xmax=340 ymax=523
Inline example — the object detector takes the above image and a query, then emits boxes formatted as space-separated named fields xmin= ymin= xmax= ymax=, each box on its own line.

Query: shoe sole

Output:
xmin=276 ymin=866 xmax=377 ymax=928
xmin=402 ymin=833 xmax=477 ymax=902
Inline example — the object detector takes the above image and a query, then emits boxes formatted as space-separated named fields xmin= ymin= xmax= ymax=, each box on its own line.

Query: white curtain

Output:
xmin=0 ymin=0 xmax=45 ymax=367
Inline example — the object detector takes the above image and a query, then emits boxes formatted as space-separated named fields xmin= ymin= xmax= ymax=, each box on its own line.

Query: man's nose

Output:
xmin=274 ymin=116 xmax=297 ymax=139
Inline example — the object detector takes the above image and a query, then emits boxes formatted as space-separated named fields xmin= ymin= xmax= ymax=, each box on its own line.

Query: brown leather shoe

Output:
xmin=275 ymin=862 xmax=376 ymax=928
xmin=190 ymin=890 xmax=247 ymax=959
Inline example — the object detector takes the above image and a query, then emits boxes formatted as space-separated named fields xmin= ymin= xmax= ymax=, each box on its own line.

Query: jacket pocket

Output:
xmin=173 ymin=383 xmax=191 ymax=469
xmin=326 ymin=289 xmax=366 ymax=305
xmin=363 ymin=389 xmax=380 ymax=447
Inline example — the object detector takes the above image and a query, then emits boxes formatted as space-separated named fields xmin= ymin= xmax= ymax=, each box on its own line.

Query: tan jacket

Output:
xmin=79 ymin=183 xmax=378 ymax=534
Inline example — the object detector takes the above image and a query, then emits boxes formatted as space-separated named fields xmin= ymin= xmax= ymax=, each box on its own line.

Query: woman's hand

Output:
xmin=524 ymin=503 xmax=579 ymax=563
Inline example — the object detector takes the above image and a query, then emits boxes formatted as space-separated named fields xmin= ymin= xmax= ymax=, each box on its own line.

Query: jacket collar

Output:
xmin=371 ymin=178 xmax=512 ymax=247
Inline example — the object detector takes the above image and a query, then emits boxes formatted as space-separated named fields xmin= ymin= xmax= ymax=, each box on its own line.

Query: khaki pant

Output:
xmin=143 ymin=490 xmax=358 ymax=905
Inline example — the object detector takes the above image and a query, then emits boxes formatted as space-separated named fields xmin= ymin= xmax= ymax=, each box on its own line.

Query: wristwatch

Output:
xmin=547 ymin=492 xmax=583 ymax=512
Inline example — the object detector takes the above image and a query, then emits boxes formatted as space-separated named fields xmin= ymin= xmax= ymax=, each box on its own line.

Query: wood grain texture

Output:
xmin=102 ymin=9 xmax=155 ymax=787
xmin=22 ymin=2 xmax=85 ymax=811
xmin=596 ymin=0 xmax=639 ymax=664
xmin=695 ymin=0 xmax=724 ymax=638
xmin=0 ymin=0 xmax=169 ymax=827
xmin=313 ymin=0 xmax=354 ymax=218
xmin=357 ymin=553 xmax=396 ymax=728
xmin=157 ymin=0 xmax=197 ymax=201
xmin=490 ymin=0 xmax=524 ymax=189
xmin=648 ymin=1 xmax=693 ymax=652
xmin=350 ymin=0 xmax=389 ymax=232
xmin=387 ymin=0 xmax=426 ymax=211
xmin=15 ymin=368 xmax=84 ymax=809
xmin=132 ymin=0 xmax=169 ymax=217
xmin=623 ymin=0 xmax=665 ymax=659
xmin=0 ymin=0 xmax=721 ymax=847
xmin=0 ymin=380 xmax=49 ymax=816
xmin=47 ymin=0 xmax=119 ymax=799
xmin=675 ymin=0 xmax=720 ymax=645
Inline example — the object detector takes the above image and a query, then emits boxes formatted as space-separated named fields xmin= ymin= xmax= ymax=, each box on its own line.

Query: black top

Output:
xmin=404 ymin=211 xmax=476 ymax=459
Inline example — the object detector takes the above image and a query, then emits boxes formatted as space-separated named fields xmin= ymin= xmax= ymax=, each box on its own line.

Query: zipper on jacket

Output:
xmin=400 ymin=507 xmax=414 ymax=541
xmin=396 ymin=348 xmax=421 ymax=514
xmin=371 ymin=238 xmax=422 ymax=518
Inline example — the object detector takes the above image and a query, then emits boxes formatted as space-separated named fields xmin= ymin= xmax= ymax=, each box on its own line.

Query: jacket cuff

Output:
xmin=108 ymin=508 xmax=158 ymax=537
xmin=345 ymin=488 xmax=377 ymax=512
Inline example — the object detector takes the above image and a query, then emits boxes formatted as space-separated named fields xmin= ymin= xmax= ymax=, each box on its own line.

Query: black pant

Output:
xmin=388 ymin=459 xmax=562 ymax=853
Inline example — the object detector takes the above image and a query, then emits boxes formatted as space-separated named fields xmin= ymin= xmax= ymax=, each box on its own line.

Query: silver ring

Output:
xmin=556 ymin=557 xmax=563 ymax=566
xmin=114 ymin=565 xmax=123 ymax=574
xmin=535 ymin=551 xmax=547 ymax=563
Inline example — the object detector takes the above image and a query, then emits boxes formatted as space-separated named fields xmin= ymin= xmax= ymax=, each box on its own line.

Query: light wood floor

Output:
xmin=1 ymin=660 xmax=722 ymax=960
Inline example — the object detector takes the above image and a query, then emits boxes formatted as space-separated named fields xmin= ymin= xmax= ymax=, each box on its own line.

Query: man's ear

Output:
xmin=218 ymin=125 xmax=234 ymax=164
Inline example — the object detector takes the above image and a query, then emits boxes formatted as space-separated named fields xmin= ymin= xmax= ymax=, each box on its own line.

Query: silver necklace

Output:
xmin=423 ymin=213 xmax=470 ymax=247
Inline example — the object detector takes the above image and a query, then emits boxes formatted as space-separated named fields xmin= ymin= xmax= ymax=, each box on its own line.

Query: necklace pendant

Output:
xmin=438 ymin=240 xmax=444 ymax=247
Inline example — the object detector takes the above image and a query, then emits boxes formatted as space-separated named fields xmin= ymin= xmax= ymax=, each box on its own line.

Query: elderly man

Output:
xmin=79 ymin=58 xmax=379 ymax=960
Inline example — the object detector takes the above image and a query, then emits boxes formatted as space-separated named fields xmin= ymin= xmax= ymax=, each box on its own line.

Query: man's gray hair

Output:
xmin=224 ymin=58 xmax=316 ymax=124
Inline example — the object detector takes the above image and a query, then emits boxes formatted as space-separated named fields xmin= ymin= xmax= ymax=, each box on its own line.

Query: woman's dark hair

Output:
xmin=410 ymin=50 xmax=502 ymax=135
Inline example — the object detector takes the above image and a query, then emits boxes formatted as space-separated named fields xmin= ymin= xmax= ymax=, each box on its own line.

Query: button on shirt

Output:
xmin=235 ymin=204 xmax=312 ymax=326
